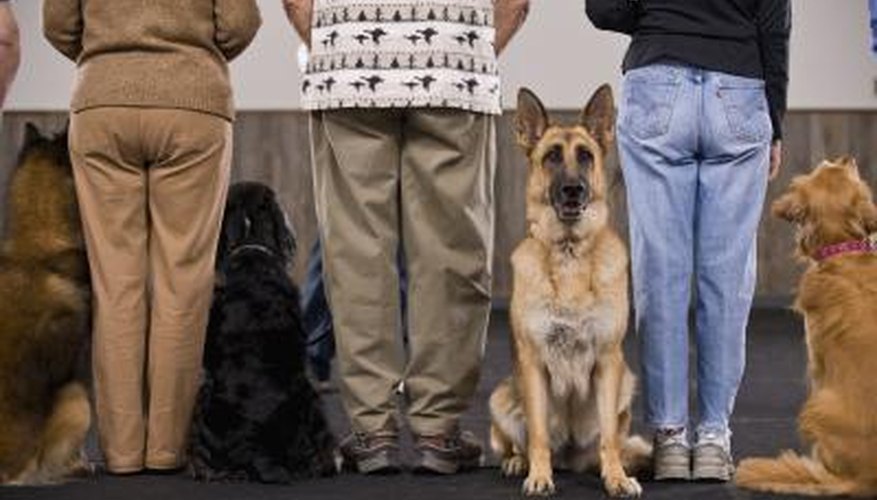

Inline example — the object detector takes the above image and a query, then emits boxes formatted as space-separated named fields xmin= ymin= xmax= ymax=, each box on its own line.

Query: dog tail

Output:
xmin=621 ymin=435 xmax=652 ymax=475
xmin=736 ymin=451 xmax=872 ymax=497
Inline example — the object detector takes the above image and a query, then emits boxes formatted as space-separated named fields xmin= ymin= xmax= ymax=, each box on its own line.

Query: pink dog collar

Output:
xmin=814 ymin=235 xmax=877 ymax=262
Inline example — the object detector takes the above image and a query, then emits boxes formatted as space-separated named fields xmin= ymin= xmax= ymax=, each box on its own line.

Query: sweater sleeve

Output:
xmin=757 ymin=0 xmax=790 ymax=141
xmin=43 ymin=0 xmax=84 ymax=61
xmin=584 ymin=0 xmax=640 ymax=35
xmin=214 ymin=0 xmax=262 ymax=61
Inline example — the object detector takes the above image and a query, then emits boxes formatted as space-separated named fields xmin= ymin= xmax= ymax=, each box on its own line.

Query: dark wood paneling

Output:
xmin=3 ymin=111 xmax=876 ymax=303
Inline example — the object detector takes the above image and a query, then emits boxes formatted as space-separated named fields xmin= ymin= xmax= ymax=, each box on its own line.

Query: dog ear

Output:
xmin=864 ymin=204 xmax=877 ymax=235
xmin=772 ymin=189 xmax=807 ymax=224
xmin=215 ymin=212 xmax=235 ymax=271
xmin=581 ymin=84 xmax=616 ymax=153
xmin=515 ymin=88 xmax=549 ymax=152
xmin=23 ymin=123 xmax=42 ymax=147
xmin=271 ymin=195 xmax=297 ymax=263
xmin=838 ymin=156 xmax=861 ymax=177
xmin=852 ymin=185 xmax=877 ymax=235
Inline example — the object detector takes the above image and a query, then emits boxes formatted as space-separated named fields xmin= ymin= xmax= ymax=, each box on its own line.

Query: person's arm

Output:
xmin=0 ymin=1 xmax=20 ymax=108
xmin=757 ymin=0 xmax=790 ymax=178
xmin=43 ymin=0 xmax=84 ymax=61
xmin=495 ymin=0 xmax=529 ymax=55
xmin=214 ymin=0 xmax=262 ymax=61
xmin=584 ymin=0 xmax=640 ymax=35
xmin=283 ymin=0 xmax=313 ymax=46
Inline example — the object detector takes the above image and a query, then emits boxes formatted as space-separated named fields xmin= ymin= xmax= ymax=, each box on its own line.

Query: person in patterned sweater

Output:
xmin=284 ymin=0 xmax=529 ymax=475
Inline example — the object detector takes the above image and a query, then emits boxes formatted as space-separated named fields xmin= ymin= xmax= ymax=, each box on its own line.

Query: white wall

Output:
xmin=6 ymin=0 xmax=877 ymax=111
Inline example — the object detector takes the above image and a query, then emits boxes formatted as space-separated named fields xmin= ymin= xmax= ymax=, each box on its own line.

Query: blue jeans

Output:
xmin=302 ymin=239 xmax=409 ymax=382
xmin=617 ymin=64 xmax=771 ymax=436
xmin=872 ymin=0 xmax=877 ymax=55
xmin=302 ymin=240 xmax=335 ymax=382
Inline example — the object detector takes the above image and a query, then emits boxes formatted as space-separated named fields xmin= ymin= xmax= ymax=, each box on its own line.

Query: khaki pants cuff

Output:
xmin=348 ymin=413 xmax=399 ymax=435
xmin=407 ymin=417 xmax=460 ymax=437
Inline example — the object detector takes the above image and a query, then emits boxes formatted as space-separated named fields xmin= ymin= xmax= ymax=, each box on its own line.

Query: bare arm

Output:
xmin=0 ymin=2 xmax=19 ymax=108
xmin=495 ymin=0 xmax=529 ymax=55
xmin=43 ymin=0 xmax=84 ymax=61
xmin=283 ymin=0 xmax=313 ymax=46
xmin=215 ymin=0 xmax=262 ymax=61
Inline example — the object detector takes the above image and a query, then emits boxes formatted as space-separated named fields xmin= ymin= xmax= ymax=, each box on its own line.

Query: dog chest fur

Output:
xmin=514 ymin=237 xmax=624 ymax=399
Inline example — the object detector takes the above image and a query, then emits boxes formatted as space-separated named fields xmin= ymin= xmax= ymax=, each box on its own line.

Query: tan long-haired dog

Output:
xmin=0 ymin=124 xmax=91 ymax=485
xmin=489 ymin=86 xmax=650 ymax=498
xmin=736 ymin=157 xmax=877 ymax=496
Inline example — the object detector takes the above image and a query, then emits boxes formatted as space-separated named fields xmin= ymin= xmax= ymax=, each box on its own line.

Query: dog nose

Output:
xmin=561 ymin=183 xmax=586 ymax=200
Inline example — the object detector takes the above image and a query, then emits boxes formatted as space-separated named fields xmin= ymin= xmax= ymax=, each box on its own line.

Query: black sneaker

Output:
xmin=340 ymin=430 xmax=401 ymax=475
xmin=413 ymin=429 xmax=483 ymax=474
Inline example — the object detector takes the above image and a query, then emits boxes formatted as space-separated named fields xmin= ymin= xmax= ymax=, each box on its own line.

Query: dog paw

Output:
xmin=522 ymin=471 xmax=555 ymax=496
xmin=603 ymin=474 xmax=642 ymax=498
xmin=69 ymin=461 xmax=95 ymax=479
xmin=501 ymin=455 xmax=528 ymax=477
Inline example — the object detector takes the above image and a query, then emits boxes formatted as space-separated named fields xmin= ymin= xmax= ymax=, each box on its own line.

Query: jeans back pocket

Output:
xmin=622 ymin=66 xmax=682 ymax=141
xmin=717 ymin=80 xmax=770 ymax=144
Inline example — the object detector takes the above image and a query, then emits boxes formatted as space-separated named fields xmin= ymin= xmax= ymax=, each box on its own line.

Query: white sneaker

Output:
xmin=692 ymin=428 xmax=734 ymax=481
xmin=653 ymin=428 xmax=691 ymax=481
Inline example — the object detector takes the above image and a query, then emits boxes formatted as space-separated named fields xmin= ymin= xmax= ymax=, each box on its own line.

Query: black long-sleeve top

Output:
xmin=586 ymin=0 xmax=790 ymax=141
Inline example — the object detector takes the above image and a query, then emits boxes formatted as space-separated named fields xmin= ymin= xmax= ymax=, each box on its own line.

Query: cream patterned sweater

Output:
xmin=303 ymin=0 xmax=500 ymax=114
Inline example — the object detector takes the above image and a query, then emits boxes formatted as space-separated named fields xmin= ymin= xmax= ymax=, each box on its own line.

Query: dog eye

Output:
xmin=544 ymin=146 xmax=563 ymax=166
xmin=576 ymin=148 xmax=593 ymax=166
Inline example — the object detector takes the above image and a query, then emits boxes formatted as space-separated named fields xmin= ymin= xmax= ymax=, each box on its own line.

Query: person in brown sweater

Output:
xmin=43 ymin=0 xmax=261 ymax=475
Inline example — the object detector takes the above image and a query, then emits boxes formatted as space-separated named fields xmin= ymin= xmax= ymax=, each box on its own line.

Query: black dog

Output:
xmin=189 ymin=182 xmax=336 ymax=482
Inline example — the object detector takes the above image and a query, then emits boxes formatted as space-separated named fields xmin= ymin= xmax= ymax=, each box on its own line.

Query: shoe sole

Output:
xmin=412 ymin=453 xmax=481 ymax=475
xmin=654 ymin=467 xmax=691 ymax=481
xmin=654 ymin=456 xmax=691 ymax=481
xmin=692 ymin=462 xmax=733 ymax=482
xmin=344 ymin=448 xmax=402 ymax=475
xmin=693 ymin=445 xmax=733 ymax=481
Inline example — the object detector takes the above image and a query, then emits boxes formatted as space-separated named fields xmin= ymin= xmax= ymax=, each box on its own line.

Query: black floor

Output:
xmin=3 ymin=308 xmax=813 ymax=500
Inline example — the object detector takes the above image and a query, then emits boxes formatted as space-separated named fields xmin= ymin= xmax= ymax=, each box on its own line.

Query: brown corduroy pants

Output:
xmin=69 ymin=107 xmax=232 ymax=473
xmin=310 ymin=108 xmax=496 ymax=436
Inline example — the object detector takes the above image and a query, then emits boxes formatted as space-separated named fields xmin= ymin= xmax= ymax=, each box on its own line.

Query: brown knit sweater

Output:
xmin=43 ymin=0 xmax=261 ymax=121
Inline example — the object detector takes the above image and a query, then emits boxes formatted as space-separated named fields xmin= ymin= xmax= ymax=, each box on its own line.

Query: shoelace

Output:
xmin=655 ymin=429 xmax=689 ymax=448
xmin=696 ymin=432 xmax=730 ymax=453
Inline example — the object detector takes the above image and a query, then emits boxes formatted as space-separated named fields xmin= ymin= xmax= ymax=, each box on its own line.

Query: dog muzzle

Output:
xmin=551 ymin=181 xmax=590 ymax=223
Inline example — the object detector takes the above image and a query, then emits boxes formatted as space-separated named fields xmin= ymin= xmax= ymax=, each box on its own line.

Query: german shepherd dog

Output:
xmin=736 ymin=157 xmax=877 ymax=496
xmin=489 ymin=86 xmax=650 ymax=497
xmin=0 ymin=124 xmax=91 ymax=485
xmin=189 ymin=182 xmax=336 ymax=482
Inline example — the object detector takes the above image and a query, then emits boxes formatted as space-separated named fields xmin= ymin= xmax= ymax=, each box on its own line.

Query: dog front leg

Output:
xmin=517 ymin=340 xmax=554 ymax=496
xmin=596 ymin=348 xmax=642 ymax=497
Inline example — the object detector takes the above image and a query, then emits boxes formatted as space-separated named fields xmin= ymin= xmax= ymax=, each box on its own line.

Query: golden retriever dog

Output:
xmin=489 ymin=86 xmax=650 ymax=498
xmin=736 ymin=157 xmax=877 ymax=496
xmin=0 ymin=124 xmax=91 ymax=485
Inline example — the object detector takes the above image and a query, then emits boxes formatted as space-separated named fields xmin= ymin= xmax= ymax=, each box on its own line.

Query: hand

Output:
xmin=283 ymin=0 xmax=313 ymax=46
xmin=769 ymin=140 xmax=782 ymax=181
xmin=495 ymin=0 xmax=530 ymax=55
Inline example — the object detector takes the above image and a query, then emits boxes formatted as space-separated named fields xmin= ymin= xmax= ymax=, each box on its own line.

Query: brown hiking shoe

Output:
xmin=340 ymin=430 xmax=401 ymax=475
xmin=413 ymin=429 xmax=483 ymax=474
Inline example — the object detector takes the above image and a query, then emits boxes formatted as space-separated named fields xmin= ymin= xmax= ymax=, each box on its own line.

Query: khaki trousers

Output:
xmin=69 ymin=108 xmax=232 ymax=472
xmin=311 ymin=109 xmax=495 ymax=435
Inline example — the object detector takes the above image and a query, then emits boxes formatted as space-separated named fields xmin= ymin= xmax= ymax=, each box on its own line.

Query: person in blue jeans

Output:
xmin=587 ymin=0 xmax=790 ymax=482
xmin=301 ymin=240 xmax=335 ymax=387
